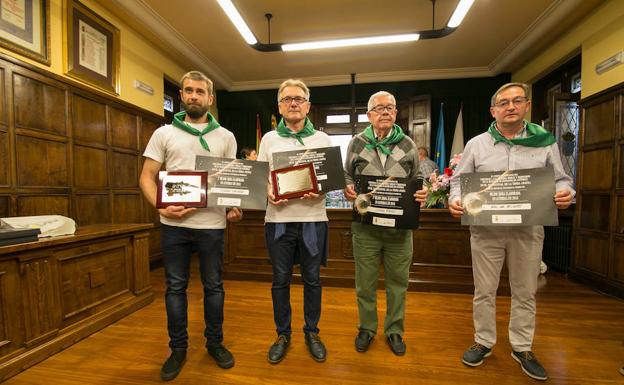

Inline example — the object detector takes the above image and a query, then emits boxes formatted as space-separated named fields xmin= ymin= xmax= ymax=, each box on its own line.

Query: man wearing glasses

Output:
xmin=448 ymin=82 xmax=574 ymax=381
xmin=258 ymin=79 xmax=332 ymax=364
xmin=343 ymin=91 xmax=424 ymax=356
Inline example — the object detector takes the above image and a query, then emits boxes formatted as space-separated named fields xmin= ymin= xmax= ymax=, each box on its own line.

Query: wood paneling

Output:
xmin=111 ymin=152 xmax=138 ymax=188
xmin=580 ymin=149 xmax=612 ymax=190
xmin=113 ymin=194 xmax=143 ymax=224
xmin=575 ymin=233 xmax=609 ymax=276
xmin=583 ymin=98 xmax=614 ymax=145
xmin=75 ymin=194 xmax=111 ymax=225
xmin=579 ymin=193 xmax=610 ymax=231
xmin=73 ymin=145 xmax=108 ymax=188
xmin=15 ymin=135 xmax=68 ymax=187
xmin=0 ymin=260 xmax=23 ymax=358
xmin=0 ymin=68 xmax=5 ymax=125
xmin=140 ymin=118 xmax=160 ymax=150
xmin=610 ymin=239 xmax=624 ymax=283
xmin=13 ymin=74 xmax=66 ymax=135
xmin=110 ymin=108 xmax=138 ymax=151
xmin=17 ymin=196 xmax=70 ymax=217
xmin=0 ymin=197 xmax=8 ymax=217
xmin=0 ymin=131 xmax=8 ymax=186
xmin=72 ymin=95 xmax=106 ymax=145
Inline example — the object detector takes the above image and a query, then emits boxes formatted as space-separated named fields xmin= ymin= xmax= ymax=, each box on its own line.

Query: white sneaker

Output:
xmin=540 ymin=261 xmax=547 ymax=274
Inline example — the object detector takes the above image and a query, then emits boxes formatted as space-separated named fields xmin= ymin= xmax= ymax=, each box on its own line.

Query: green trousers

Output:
xmin=351 ymin=222 xmax=413 ymax=336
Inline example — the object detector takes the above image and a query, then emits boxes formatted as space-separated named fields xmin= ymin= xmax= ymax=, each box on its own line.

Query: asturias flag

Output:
xmin=434 ymin=103 xmax=446 ymax=173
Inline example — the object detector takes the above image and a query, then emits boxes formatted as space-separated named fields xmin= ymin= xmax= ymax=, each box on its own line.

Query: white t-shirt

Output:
xmin=258 ymin=130 xmax=331 ymax=223
xmin=143 ymin=123 xmax=237 ymax=229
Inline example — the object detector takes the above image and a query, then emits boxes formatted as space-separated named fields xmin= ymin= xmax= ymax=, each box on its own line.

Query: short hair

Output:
xmin=180 ymin=71 xmax=214 ymax=95
xmin=491 ymin=82 xmax=530 ymax=106
xmin=240 ymin=147 xmax=254 ymax=159
xmin=277 ymin=79 xmax=310 ymax=102
xmin=367 ymin=91 xmax=396 ymax=112
xmin=418 ymin=147 xmax=429 ymax=156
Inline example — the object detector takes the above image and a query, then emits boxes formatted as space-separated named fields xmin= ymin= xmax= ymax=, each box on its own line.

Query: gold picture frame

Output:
xmin=64 ymin=0 xmax=119 ymax=94
xmin=0 ymin=0 xmax=50 ymax=65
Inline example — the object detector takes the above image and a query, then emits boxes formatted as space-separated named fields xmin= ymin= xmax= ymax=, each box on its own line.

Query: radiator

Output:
xmin=542 ymin=224 xmax=572 ymax=273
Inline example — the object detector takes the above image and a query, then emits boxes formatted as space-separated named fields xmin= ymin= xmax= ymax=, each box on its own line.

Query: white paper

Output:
xmin=1 ymin=215 xmax=76 ymax=237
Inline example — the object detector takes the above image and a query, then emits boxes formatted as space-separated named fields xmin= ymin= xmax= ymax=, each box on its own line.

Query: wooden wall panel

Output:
xmin=15 ymin=136 xmax=68 ymax=187
xmin=140 ymin=118 xmax=160 ymax=150
xmin=0 ymin=68 xmax=5 ymax=125
xmin=581 ymin=149 xmax=613 ymax=190
xmin=575 ymin=234 xmax=609 ymax=276
xmin=72 ymin=95 xmax=106 ymax=145
xmin=17 ymin=196 xmax=70 ymax=217
xmin=110 ymin=108 xmax=138 ymax=151
xmin=111 ymin=152 xmax=138 ymax=188
xmin=113 ymin=194 xmax=142 ymax=224
xmin=75 ymin=194 xmax=111 ymax=225
xmin=0 ymin=131 xmax=8 ymax=186
xmin=0 ymin=260 xmax=23 ymax=358
xmin=13 ymin=74 xmax=65 ymax=135
xmin=73 ymin=145 xmax=107 ymax=188
xmin=583 ymin=99 xmax=614 ymax=145
xmin=579 ymin=194 xmax=610 ymax=232
xmin=611 ymin=240 xmax=624 ymax=284
xmin=0 ymin=197 xmax=8 ymax=217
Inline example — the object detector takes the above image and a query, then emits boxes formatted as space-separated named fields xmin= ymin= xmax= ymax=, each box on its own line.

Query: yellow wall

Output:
xmin=0 ymin=0 xmax=189 ymax=116
xmin=513 ymin=0 xmax=624 ymax=99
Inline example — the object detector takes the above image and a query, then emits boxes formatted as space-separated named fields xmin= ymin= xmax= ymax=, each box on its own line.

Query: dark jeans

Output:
xmin=161 ymin=224 xmax=225 ymax=351
xmin=265 ymin=222 xmax=327 ymax=336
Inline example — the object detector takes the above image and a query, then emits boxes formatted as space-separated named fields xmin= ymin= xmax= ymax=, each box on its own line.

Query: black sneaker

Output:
xmin=207 ymin=344 xmax=235 ymax=369
xmin=511 ymin=350 xmax=547 ymax=381
xmin=268 ymin=334 xmax=290 ymax=364
xmin=160 ymin=350 xmax=186 ymax=381
xmin=304 ymin=332 xmax=327 ymax=362
xmin=386 ymin=334 xmax=406 ymax=356
xmin=355 ymin=331 xmax=374 ymax=352
xmin=461 ymin=343 xmax=492 ymax=367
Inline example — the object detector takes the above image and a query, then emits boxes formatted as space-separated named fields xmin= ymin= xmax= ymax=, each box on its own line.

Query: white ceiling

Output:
xmin=103 ymin=0 xmax=604 ymax=91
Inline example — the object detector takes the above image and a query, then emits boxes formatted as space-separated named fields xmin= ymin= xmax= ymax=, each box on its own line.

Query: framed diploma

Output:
xmin=195 ymin=156 xmax=269 ymax=210
xmin=271 ymin=163 xmax=319 ymax=200
xmin=64 ymin=0 xmax=120 ymax=94
xmin=460 ymin=166 xmax=558 ymax=226
xmin=156 ymin=171 xmax=207 ymax=208
xmin=353 ymin=175 xmax=422 ymax=229
xmin=0 ymin=0 xmax=50 ymax=65
xmin=272 ymin=146 xmax=345 ymax=193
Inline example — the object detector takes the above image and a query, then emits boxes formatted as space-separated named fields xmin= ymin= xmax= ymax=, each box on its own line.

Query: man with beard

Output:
xmin=258 ymin=79 xmax=331 ymax=364
xmin=140 ymin=71 xmax=242 ymax=381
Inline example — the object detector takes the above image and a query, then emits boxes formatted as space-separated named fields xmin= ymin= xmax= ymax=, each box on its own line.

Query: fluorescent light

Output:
xmin=595 ymin=51 xmax=623 ymax=74
xmin=216 ymin=0 xmax=257 ymax=45
xmin=447 ymin=0 xmax=475 ymax=28
xmin=282 ymin=33 xmax=419 ymax=52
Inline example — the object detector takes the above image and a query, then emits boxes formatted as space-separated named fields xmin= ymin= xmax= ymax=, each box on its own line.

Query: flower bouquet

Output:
xmin=424 ymin=153 xmax=462 ymax=208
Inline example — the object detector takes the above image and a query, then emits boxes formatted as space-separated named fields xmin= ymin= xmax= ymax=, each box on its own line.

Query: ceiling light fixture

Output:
xmin=218 ymin=0 xmax=474 ymax=52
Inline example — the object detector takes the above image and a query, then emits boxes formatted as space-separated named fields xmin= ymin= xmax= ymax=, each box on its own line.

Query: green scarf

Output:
xmin=276 ymin=117 xmax=316 ymax=145
xmin=488 ymin=120 xmax=555 ymax=147
xmin=363 ymin=124 xmax=405 ymax=155
xmin=172 ymin=111 xmax=220 ymax=151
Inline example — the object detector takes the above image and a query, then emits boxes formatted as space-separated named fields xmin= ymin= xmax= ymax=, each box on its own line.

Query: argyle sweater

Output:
xmin=344 ymin=131 xmax=421 ymax=185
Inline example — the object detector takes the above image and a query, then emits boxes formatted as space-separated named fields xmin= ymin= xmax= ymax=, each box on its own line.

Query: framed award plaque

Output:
xmin=270 ymin=163 xmax=319 ymax=200
xmin=156 ymin=171 xmax=207 ymax=208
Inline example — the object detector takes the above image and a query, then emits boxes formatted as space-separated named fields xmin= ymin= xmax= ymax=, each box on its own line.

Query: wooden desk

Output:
xmin=0 ymin=224 xmax=153 ymax=381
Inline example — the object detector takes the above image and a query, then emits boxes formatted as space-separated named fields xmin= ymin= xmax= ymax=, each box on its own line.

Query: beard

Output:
xmin=183 ymin=102 xmax=209 ymax=119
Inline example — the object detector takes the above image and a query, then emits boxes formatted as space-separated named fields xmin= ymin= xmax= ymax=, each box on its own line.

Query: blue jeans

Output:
xmin=265 ymin=222 xmax=327 ymax=336
xmin=161 ymin=224 xmax=225 ymax=351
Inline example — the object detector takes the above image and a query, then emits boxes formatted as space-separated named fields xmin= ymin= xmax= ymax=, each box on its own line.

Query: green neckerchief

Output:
xmin=276 ymin=117 xmax=316 ymax=145
xmin=172 ymin=111 xmax=220 ymax=151
xmin=488 ymin=120 xmax=555 ymax=147
xmin=362 ymin=124 xmax=405 ymax=155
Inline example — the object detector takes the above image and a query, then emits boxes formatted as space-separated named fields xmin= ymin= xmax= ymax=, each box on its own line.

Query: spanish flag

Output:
xmin=256 ymin=114 xmax=262 ymax=152
xmin=271 ymin=114 xmax=277 ymax=130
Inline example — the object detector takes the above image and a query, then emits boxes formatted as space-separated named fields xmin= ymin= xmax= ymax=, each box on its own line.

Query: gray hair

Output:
xmin=277 ymin=79 xmax=310 ymax=102
xmin=491 ymin=82 xmax=530 ymax=106
xmin=367 ymin=91 xmax=396 ymax=111
xmin=179 ymin=71 xmax=214 ymax=95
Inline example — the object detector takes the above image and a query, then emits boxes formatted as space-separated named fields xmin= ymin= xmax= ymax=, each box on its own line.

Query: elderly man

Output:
xmin=344 ymin=91 xmax=424 ymax=356
xmin=449 ymin=82 xmax=574 ymax=381
xmin=258 ymin=79 xmax=332 ymax=364
xmin=140 ymin=71 xmax=242 ymax=381
xmin=417 ymin=147 xmax=438 ymax=178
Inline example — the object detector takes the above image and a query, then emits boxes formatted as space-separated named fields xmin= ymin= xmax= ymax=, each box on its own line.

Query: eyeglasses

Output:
xmin=494 ymin=97 xmax=528 ymax=108
xmin=369 ymin=104 xmax=396 ymax=114
xmin=279 ymin=96 xmax=308 ymax=105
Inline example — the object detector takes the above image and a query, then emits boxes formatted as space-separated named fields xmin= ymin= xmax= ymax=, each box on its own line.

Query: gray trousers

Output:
xmin=470 ymin=226 xmax=543 ymax=352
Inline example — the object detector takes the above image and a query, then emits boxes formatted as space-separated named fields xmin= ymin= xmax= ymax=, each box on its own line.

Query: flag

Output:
xmin=450 ymin=105 xmax=464 ymax=157
xmin=270 ymin=114 xmax=277 ymax=130
xmin=256 ymin=113 xmax=262 ymax=152
xmin=434 ymin=103 xmax=446 ymax=172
